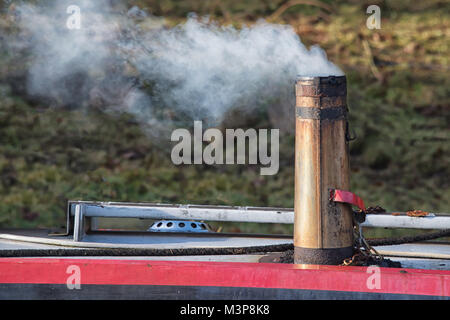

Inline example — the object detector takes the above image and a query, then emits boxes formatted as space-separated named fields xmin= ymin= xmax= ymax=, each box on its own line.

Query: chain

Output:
xmin=342 ymin=218 xmax=384 ymax=266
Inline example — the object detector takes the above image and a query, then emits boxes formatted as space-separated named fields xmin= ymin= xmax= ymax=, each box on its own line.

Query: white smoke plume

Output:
xmin=134 ymin=16 xmax=343 ymax=120
xmin=6 ymin=0 xmax=343 ymax=128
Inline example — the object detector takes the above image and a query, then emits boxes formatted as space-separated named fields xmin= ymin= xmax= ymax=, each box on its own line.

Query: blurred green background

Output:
xmin=0 ymin=0 xmax=448 ymax=237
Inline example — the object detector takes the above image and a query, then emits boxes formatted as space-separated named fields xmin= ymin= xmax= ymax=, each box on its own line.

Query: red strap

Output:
xmin=330 ymin=189 xmax=365 ymax=211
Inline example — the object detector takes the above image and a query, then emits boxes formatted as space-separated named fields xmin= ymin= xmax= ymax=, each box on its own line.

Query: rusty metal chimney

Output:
xmin=294 ymin=76 xmax=354 ymax=265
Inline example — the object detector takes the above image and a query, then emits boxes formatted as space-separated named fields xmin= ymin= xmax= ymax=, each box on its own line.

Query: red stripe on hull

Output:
xmin=0 ymin=258 xmax=449 ymax=297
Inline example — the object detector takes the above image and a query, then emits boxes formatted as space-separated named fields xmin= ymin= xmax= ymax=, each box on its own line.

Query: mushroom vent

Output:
xmin=147 ymin=220 xmax=213 ymax=233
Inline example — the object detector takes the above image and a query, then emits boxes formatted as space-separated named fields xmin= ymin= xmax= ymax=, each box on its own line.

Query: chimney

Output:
xmin=294 ymin=76 xmax=354 ymax=265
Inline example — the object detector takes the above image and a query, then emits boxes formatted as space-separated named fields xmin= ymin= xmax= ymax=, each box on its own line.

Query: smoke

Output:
xmin=134 ymin=16 xmax=343 ymax=121
xmin=6 ymin=0 xmax=343 ymax=130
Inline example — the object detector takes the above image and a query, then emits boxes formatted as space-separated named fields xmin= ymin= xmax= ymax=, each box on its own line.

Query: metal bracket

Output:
xmin=73 ymin=204 xmax=84 ymax=241
xmin=345 ymin=121 xmax=357 ymax=141
xmin=330 ymin=189 xmax=366 ymax=211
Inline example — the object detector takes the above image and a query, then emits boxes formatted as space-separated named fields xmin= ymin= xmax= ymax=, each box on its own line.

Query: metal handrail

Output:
xmin=67 ymin=201 xmax=450 ymax=242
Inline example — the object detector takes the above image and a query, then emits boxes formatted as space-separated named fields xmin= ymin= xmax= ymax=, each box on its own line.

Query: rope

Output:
xmin=0 ymin=243 xmax=294 ymax=257
xmin=366 ymin=229 xmax=450 ymax=246
xmin=1 ymin=230 xmax=448 ymax=258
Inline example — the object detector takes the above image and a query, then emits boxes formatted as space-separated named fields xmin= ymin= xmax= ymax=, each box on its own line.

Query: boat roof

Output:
xmin=1 ymin=228 xmax=449 ymax=271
